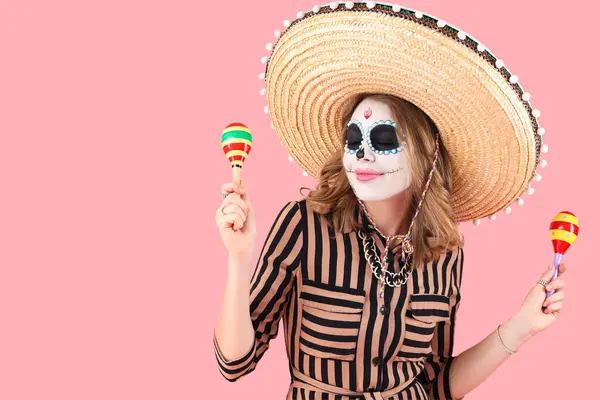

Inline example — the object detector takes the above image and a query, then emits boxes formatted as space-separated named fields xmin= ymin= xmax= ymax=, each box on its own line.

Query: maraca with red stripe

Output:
xmin=547 ymin=211 xmax=579 ymax=295
xmin=221 ymin=123 xmax=252 ymax=184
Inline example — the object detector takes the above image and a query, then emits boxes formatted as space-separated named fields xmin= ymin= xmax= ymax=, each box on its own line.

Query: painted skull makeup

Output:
xmin=344 ymin=120 xmax=406 ymax=156
xmin=343 ymin=98 xmax=410 ymax=201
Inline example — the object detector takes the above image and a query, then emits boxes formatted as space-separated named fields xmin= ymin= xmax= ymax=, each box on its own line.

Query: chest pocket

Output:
xmin=298 ymin=280 xmax=365 ymax=361
xmin=397 ymin=294 xmax=451 ymax=361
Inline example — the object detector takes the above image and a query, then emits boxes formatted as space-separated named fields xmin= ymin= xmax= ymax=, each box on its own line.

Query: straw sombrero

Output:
xmin=258 ymin=2 xmax=547 ymax=224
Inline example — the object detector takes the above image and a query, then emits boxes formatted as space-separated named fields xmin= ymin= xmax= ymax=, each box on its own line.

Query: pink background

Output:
xmin=0 ymin=0 xmax=597 ymax=398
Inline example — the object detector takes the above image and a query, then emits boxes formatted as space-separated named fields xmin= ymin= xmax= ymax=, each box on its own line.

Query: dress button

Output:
xmin=380 ymin=305 xmax=389 ymax=315
xmin=372 ymin=356 xmax=380 ymax=366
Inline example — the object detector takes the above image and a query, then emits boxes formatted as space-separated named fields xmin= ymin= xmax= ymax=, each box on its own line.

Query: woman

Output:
xmin=214 ymin=4 xmax=565 ymax=399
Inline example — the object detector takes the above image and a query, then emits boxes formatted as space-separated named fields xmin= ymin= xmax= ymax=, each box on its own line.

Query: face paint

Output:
xmin=345 ymin=120 xmax=405 ymax=155
xmin=343 ymin=98 xmax=411 ymax=201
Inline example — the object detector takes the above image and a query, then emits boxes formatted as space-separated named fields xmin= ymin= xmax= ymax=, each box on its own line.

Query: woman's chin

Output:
xmin=350 ymin=181 xmax=409 ymax=202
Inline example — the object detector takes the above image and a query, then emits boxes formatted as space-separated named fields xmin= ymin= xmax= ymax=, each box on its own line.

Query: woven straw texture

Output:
xmin=265 ymin=7 xmax=540 ymax=221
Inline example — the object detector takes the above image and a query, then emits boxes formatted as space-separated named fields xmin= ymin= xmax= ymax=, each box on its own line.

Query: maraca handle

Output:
xmin=233 ymin=166 xmax=241 ymax=185
xmin=546 ymin=253 xmax=562 ymax=297
xmin=546 ymin=266 xmax=559 ymax=297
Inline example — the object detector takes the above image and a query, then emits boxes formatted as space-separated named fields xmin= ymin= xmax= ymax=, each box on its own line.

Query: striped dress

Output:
xmin=214 ymin=200 xmax=464 ymax=400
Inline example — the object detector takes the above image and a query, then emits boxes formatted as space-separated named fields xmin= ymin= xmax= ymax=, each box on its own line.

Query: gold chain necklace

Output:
xmin=358 ymin=230 xmax=412 ymax=290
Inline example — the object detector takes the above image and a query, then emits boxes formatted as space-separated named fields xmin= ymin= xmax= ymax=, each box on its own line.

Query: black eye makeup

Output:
xmin=345 ymin=120 xmax=406 ymax=155
xmin=346 ymin=122 xmax=363 ymax=151
xmin=369 ymin=124 xmax=400 ymax=151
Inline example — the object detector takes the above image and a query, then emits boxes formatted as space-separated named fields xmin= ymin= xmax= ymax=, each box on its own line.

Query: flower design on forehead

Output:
xmin=364 ymin=107 xmax=372 ymax=119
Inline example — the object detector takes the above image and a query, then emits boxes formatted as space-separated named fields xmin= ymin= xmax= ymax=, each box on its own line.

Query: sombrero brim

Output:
xmin=262 ymin=3 xmax=544 ymax=222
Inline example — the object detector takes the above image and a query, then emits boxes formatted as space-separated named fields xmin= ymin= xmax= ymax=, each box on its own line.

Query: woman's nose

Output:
xmin=356 ymin=144 xmax=374 ymax=161
xmin=356 ymin=146 xmax=365 ymax=159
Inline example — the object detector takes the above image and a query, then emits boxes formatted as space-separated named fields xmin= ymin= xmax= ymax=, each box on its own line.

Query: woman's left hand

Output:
xmin=513 ymin=263 xmax=567 ymax=338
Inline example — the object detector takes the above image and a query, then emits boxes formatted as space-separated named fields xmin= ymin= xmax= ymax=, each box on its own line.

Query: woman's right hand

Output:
xmin=215 ymin=182 xmax=256 ymax=259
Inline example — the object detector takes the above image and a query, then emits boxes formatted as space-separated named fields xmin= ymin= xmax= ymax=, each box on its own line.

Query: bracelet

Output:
xmin=496 ymin=325 xmax=517 ymax=355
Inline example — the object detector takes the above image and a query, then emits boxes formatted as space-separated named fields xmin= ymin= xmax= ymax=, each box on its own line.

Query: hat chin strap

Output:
xmin=357 ymin=133 xmax=440 ymax=232
xmin=356 ymin=132 xmax=441 ymax=270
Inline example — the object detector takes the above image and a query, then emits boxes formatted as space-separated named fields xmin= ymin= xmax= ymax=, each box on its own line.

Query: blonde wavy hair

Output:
xmin=301 ymin=93 xmax=463 ymax=267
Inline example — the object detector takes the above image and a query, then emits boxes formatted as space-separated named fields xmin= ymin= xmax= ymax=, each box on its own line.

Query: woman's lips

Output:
xmin=354 ymin=168 xmax=383 ymax=182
